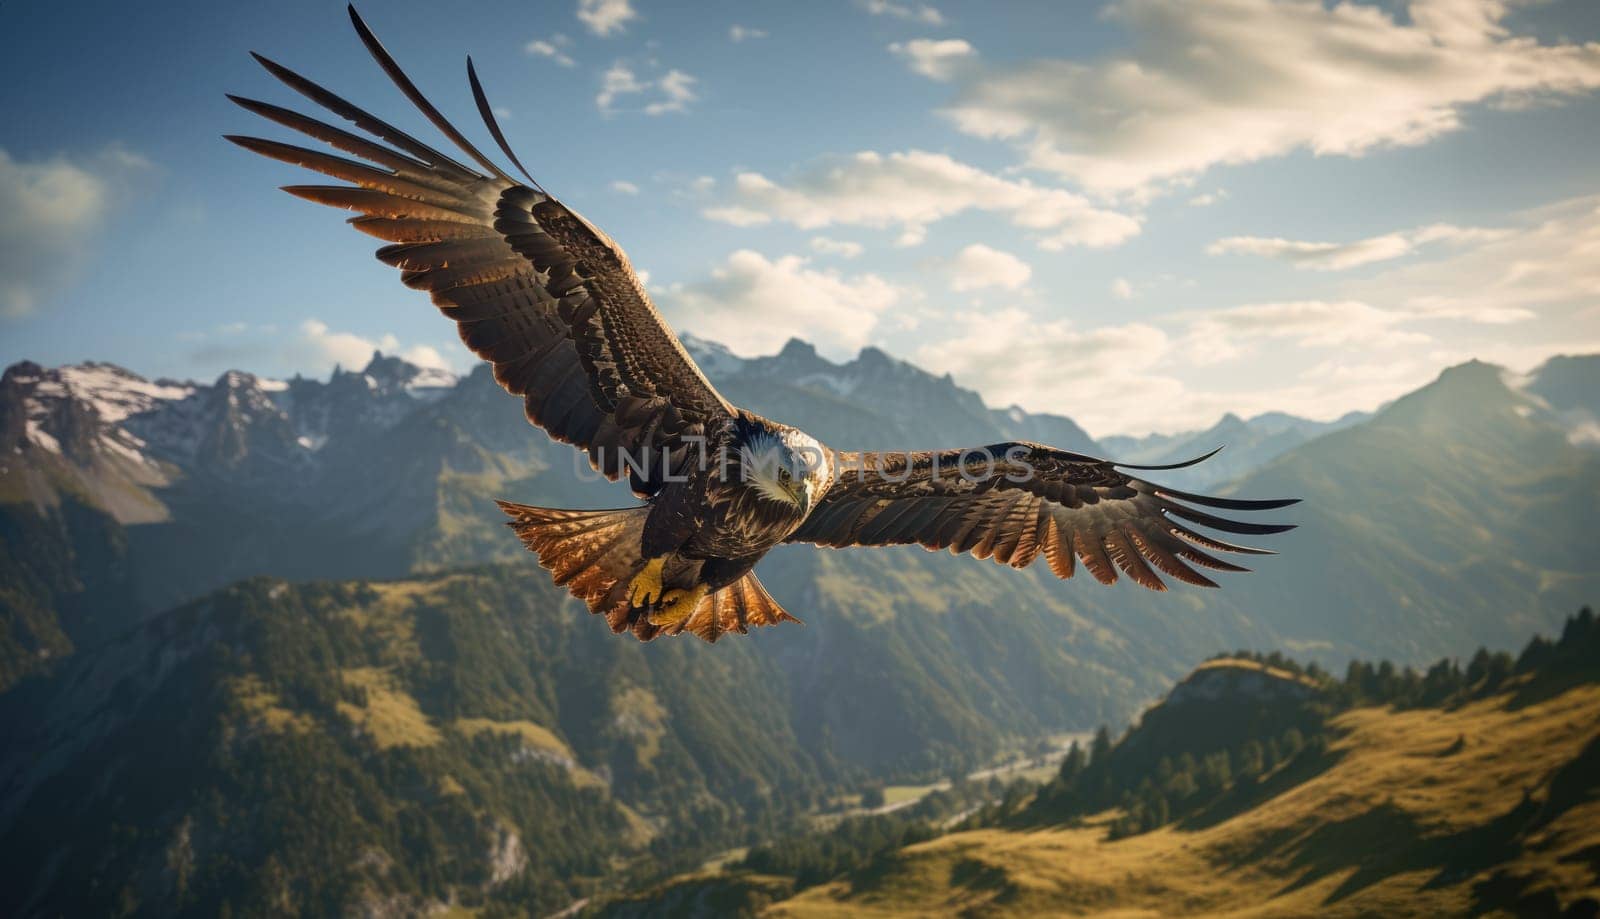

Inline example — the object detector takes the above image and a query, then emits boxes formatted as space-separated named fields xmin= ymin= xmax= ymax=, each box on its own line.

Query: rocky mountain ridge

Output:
xmin=2 ymin=344 xmax=1596 ymax=704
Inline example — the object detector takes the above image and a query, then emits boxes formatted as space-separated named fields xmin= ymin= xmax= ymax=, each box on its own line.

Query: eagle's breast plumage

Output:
xmin=688 ymin=417 xmax=828 ymax=559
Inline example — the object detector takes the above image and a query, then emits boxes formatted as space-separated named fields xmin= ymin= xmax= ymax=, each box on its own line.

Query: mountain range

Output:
xmin=5 ymin=339 xmax=1595 ymax=685
xmin=2 ymin=339 xmax=1597 ymax=913
xmin=1099 ymin=409 xmax=1369 ymax=490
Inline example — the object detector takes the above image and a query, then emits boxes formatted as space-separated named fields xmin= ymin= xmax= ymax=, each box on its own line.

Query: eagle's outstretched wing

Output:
xmin=227 ymin=6 xmax=732 ymax=494
xmin=788 ymin=444 xmax=1297 ymax=589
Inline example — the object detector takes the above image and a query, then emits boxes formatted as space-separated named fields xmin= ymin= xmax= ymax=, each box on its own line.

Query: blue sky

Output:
xmin=3 ymin=0 xmax=1599 ymax=436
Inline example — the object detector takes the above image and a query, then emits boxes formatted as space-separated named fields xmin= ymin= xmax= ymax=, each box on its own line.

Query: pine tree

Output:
xmin=1376 ymin=660 xmax=1399 ymax=700
xmin=1282 ymin=727 xmax=1305 ymax=758
xmin=1090 ymin=726 xmax=1113 ymax=765
xmin=1149 ymin=791 xmax=1171 ymax=828
xmin=1238 ymin=740 xmax=1265 ymax=778
xmin=1166 ymin=768 xmax=1199 ymax=802
xmin=1201 ymin=750 xmax=1233 ymax=795
xmin=1466 ymin=647 xmax=1495 ymax=688
xmin=1058 ymin=741 xmax=1086 ymax=783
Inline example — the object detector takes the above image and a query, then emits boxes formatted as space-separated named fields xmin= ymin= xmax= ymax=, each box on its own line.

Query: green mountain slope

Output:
xmin=1526 ymin=353 xmax=1600 ymax=418
xmin=0 ymin=569 xmax=822 ymax=916
xmin=0 ymin=554 xmax=1234 ymax=915
xmin=0 ymin=496 xmax=135 ymax=688
xmin=1207 ymin=360 xmax=1600 ymax=662
xmin=603 ymin=613 xmax=1600 ymax=917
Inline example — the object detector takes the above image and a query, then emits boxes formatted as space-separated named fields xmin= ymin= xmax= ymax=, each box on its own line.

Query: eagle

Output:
xmin=229 ymin=7 xmax=1297 ymax=642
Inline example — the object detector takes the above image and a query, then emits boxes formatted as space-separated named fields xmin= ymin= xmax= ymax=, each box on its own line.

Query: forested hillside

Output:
xmin=0 ymin=561 xmax=1152 ymax=916
xmin=599 ymin=609 xmax=1600 ymax=917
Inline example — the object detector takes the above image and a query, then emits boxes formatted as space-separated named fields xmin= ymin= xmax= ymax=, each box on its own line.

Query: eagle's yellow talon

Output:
xmin=628 ymin=557 xmax=666 ymax=607
xmin=650 ymin=584 xmax=709 ymax=628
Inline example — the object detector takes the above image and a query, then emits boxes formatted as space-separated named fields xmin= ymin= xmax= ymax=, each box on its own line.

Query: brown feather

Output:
xmin=789 ymin=443 xmax=1293 ymax=592
xmin=1043 ymin=515 xmax=1077 ymax=580
xmin=1073 ymin=529 xmax=1119 ymax=586
xmin=234 ymin=15 xmax=738 ymax=499
xmin=1105 ymin=531 xmax=1166 ymax=591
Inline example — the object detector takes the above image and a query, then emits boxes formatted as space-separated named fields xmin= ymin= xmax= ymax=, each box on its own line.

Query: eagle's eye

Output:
xmin=778 ymin=467 xmax=792 ymax=483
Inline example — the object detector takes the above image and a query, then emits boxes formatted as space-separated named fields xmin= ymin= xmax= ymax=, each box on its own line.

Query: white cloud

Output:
xmin=597 ymin=64 xmax=698 ymax=116
xmin=1111 ymin=278 xmax=1134 ymax=300
xmin=894 ymin=226 xmax=927 ymax=248
xmin=910 ymin=194 xmax=1600 ymax=436
xmin=917 ymin=0 xmax=1600 ymax=193
xmin=610 ymin=180 xmax=640 ymax=195
xmin=577 ymin=0 xmax=636 ymax=37
xmin=1210 ymin=233 xmax=1413 ymax=271
xmin=911 ymin=303 xmax=1464 ymax=436
xmin=661 ymin=250 xmax=905 ymax=356
xmin=1181 ymin=300 xmax=1432 ymax=366
xmin=525 ymin=36 xmax=576 ymax=67
xmin=729 ymin=24 xmax=768 ymax=42
xmin=859 ymin=0 xmax=944 ymax=25
xmin=700 ymin=205 xmax=769 ymax=227
xmin=186 ymin=320 xmax=462 ymax=378
xmin=0 ymin=145 xmax=151 ymax=319
xmin=915 ymin=308 xmax=1189 ymax=435
xmin=810 ymin=236 xmax=865 ymax=259
xmin=949 ymin=243 xmax=1031 ymax=291
xmin=294 ymin=320 xmax=459 ymax=375
xmin=701 ymin=150 xmax=1140 ymax=250
xmin=1208 ymin=223 xmax=1503 ymax=271
xmin=395 ymin=344 xmax=452 ymax=373
xmin=1345 ymin=195 xmax=1600 ymax=325
xmin=889 ymin=39 xmax=975 ymax=81
xmin=597 ymin=65 xmax=643 ymax=114
xmin=1063 ymin=194 xmax=1600 ymax=433
xmin=1188 ymin=190 xmax=1226 ymax=207
xmin=649 ymin=70 xmax=698 ymax=115
xmin=1190 ymin=199 xmax=1600 ymax=373
xmin=911 ymin=305 xmax=1452 ymax=436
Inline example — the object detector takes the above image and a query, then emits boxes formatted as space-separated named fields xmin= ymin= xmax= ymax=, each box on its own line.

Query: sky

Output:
xmin=2 ymin=0 xmax=1599 ymax=438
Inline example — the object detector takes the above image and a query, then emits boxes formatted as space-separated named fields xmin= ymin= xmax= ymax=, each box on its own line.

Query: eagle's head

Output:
xmin=735 ymin=419 xmax=829 ymax=514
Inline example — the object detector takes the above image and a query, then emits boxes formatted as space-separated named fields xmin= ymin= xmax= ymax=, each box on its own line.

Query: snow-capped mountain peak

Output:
xmin=1 ymin=352 xmax=465 ymax=494
xmin=1 ymin=361 xmax=186 ymax=463
xmin=56 ymin=362 xmax=196 ymax=423
xmin=679 ymin=334 xmax=747 ymax=378
xmin=359 ymin=351 xmax=458 ymax=400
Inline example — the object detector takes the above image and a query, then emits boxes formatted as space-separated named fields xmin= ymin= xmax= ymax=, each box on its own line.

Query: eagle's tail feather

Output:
xmin=496 ymin=500 xmax=800 ymax=643
xmin=496 ymin=500 xmax=648 ymax=609
xmin=676 ymin=571 xmax=801 ymax=644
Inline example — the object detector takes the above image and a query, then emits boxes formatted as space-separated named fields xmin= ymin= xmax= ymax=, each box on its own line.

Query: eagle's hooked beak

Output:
xmin=792 ymin=478 xmax=811 ymax=515
xmin=778 ymin=468 xmax=808 ymax=513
